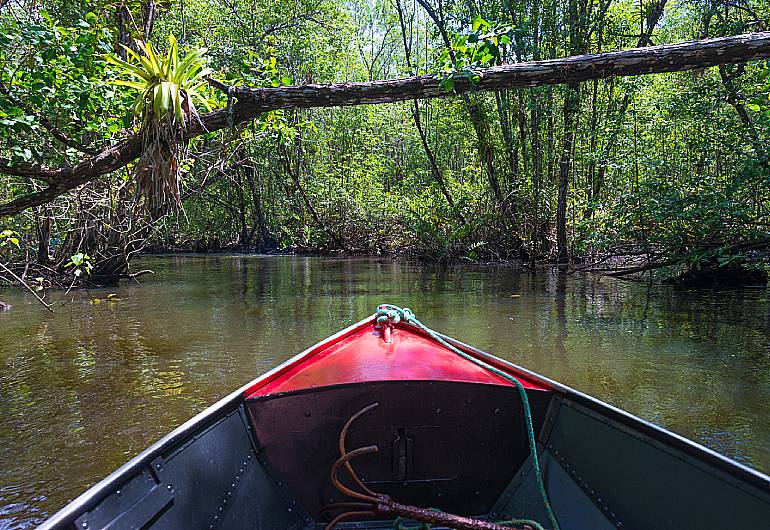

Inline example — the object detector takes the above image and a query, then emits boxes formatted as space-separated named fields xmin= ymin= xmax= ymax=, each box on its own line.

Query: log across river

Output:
xmin=3 ymin=31 xmax=770 ymax=216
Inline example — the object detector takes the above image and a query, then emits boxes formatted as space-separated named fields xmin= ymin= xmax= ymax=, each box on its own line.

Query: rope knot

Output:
xmin=375 ymin=304 xmax=417 ymax=326
xmin=374 ymin=304 xmax=416 ymax=344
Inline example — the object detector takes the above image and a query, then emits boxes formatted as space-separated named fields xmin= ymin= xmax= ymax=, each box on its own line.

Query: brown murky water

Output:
xmin=1 ymin=255 xmax=769 ymax=528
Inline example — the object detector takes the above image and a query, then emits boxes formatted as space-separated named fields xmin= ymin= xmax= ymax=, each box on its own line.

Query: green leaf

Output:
xmin=153 ymin=82 xmax=172 ymax=116
xmin=171 ymin=86 xmax=183 ymax=125
xmin=471 ymin=15 xmax=487 ymax=32
xmin=112 ymin=79 xmax=146 ymax=90
xmin=439 ymin=76 xmax=454 ymax=93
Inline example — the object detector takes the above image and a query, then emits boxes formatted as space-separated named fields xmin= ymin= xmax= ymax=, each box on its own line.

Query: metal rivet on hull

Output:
xmin=556 ymin=452 xmax=624 ymax=529
xmin=209 ymin=450 xmax=255 ymax=529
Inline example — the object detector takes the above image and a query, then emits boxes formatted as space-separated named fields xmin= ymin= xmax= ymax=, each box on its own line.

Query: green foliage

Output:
xmin=437 ymin=16 xmax=516 ymax=92
xmin=242 ymin=53 xmax=293 ymax=88
xmin=0 ymin=229 xmax=20 ymax=248
xmin=65 ymin=252 xmax=93 ymax=278
xmin=0 ymin=10 xmax=118 ymax=165
xmin=2 ymin=0 xmax=770 ymax=278
xmin=218 ymin=47 xmax=300 ymax=139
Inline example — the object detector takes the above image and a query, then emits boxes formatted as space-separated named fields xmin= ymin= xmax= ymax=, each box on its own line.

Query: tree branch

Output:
xmin=0 ymin=261 xmax=55 ymax=312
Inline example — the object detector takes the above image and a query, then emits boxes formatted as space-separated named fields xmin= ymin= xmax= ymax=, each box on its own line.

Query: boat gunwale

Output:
xmin=37 ymin=315 xmax=770 ymax=529
xmin=242 ymin=316 xmax=379 ymax=397
xmin=245 ymin=318 xmax=550 ymax=396
xmin=437 ymin=331 xmax=770 ymax=497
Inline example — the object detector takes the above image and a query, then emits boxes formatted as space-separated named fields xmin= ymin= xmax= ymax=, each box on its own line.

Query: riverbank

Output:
xmin=116 ymin=244 xmax=770 ymax=288
xmin=2 ymin=245 xmax=768 ymax=310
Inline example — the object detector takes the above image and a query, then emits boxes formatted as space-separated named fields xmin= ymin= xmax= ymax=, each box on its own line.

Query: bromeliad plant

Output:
xmin=106 ymin=34 xmax=213 ymax=214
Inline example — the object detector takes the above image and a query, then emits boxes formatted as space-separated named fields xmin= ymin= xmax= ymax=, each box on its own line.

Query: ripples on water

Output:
xmin=1 ymin=255 xmax=769 ymax=528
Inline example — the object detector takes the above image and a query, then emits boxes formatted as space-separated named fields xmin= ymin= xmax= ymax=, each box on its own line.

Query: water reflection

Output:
xmin=1 ymin=255 xmax=769 ymax=528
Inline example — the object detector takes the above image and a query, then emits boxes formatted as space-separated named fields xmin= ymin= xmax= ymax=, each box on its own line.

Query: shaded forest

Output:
xmin=2 ymin=0 xmax=770 ymax=290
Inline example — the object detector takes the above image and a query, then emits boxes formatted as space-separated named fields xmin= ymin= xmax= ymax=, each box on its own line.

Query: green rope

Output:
xmin=375 ymin=305 xmax=560 ymax=530
xmin=393 ymin=511 xmax=545 ymax=530
xmin=499 ymin=518 xmax=547 ymax=530
xmin=393 ymin=517 xmax=432 ymax=529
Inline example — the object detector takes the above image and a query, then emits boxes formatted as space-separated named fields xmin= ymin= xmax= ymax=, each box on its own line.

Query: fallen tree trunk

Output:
xmin=229 ymin=31 xmax=770 ymax=109
xmin=3 ymin=31 xmax=770 ymax=217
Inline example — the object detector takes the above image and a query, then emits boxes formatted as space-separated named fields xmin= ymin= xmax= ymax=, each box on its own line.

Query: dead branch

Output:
xmin=0 ymin=261 xmax=55 ymax=312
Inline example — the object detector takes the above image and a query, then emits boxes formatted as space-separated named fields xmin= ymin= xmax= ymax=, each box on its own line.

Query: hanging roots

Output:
xmin=135 ymin=114 xmax=184 ymax=216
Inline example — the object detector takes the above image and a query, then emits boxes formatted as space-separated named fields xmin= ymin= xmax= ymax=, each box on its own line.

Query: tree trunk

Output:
xmin=516 ymin=90 xmax=528 ymax=181
xmin=556 ymin=0 xmax=584 ymax=264
xmin=414 ymin=0 xmax=503 ymax=205
xmin=589 ymin=0 xmax=667 ymax=213
xmin=586 ymin=78 xmax=599 ymax=211
xmin=235 ymin=169 xmax=250 ymax=249
xmin=244 ymin=165 xmax=270 ymax=249
xmin=719 ymin=64 xmax=770 ymax=169
xmin=528 ymin=0 xmax=541 ymax=262
xmin=36 ymin=213 xmax=50 ymax=265
xmin=143 ymin=0 xmax=157 ymax=42
xmin=467 ymin=101 xmax=503 ymax=204
xmin=116 ymin=6 xmax=129 ymax=60
xmin=279 ymin=127 xmax=346 ymax=250
xmin=557 ymin=83 xmax=579 ymax=263
xmin=495 ymin=91 xmax=517 ymax=187
xmin=393 ymin=0 xmax=458 ymax=212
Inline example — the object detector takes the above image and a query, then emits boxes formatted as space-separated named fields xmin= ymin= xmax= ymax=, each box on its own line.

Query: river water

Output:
xmin=1 ymin=255 xmax=769 ymax=528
